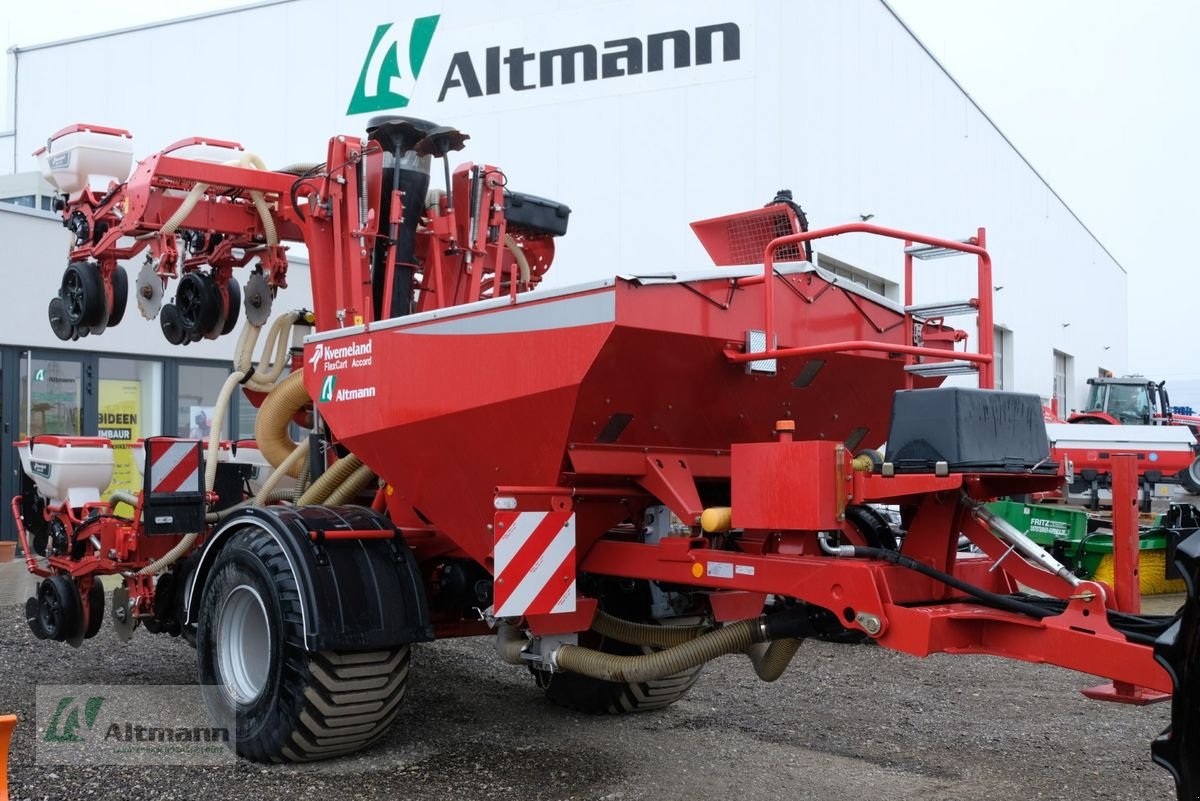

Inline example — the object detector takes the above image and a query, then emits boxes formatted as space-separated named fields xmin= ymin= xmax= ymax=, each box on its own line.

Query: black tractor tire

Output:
xmin=1182 ymin=456 xmax=1200 ymax=495
xmin=531 ymin=619 xmax=703 ymax=715
xmin=219 ymin=277 xmax=242 ymax=336
xmin=60 ymin=262 xmax=107 ymax=327
xmin=175 ymin=271 xmax=222 ymax=339
xmin=196 ymin=528 xmax=411 ymax=762
xmin=106 ymin=266 xmax=129 ymax=328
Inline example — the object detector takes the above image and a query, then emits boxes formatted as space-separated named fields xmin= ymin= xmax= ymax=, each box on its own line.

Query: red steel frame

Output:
xmin=561 ymin=443 xmax=1169 ymax=695
xmin=731 ymin=223 xmax=994 ymax=389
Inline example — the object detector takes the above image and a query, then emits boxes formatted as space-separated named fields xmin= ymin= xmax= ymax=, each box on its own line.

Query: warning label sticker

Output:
xmin=706 ymin=562 xmax=734 ymax=579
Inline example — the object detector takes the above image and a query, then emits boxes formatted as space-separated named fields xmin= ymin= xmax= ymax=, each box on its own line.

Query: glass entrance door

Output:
xmin=21 ymin=354 xmax=85 ymax=438
xmin=3 ymin=352 xmax=93 ymax=540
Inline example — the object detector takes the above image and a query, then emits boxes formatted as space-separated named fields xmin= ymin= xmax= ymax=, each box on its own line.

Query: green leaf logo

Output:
xmin=319 ymin=375 xmax=337 ymax=403
xmin=45 ymin=695 xmax=105 ymax=742
xmin=348 ymin=15 xmax=440 ymax=115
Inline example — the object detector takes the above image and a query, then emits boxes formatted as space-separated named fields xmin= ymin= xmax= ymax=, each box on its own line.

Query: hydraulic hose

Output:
xmin=296 ymin=454 xmax=362 ymax=506
xmin=552 ymin=618 xmax=765 ymax=684
xmin=590 ymin=611 xmax=708 ymax=648
xmin=255 ymin=370 xmax=310 ymax=477
xmin=844 ymin=545 xmax=1052 ymax=620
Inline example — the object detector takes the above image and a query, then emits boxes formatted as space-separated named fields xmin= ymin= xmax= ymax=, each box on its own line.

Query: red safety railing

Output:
xmin=727 ymin=222 xmax=994 ymax=389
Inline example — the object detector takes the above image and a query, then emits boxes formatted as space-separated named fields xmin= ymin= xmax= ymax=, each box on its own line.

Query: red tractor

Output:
xmin=11 ymin=118 xmax=1200 ymax=800
xmin=1066 ymin=375 xmax=1200 ymax=494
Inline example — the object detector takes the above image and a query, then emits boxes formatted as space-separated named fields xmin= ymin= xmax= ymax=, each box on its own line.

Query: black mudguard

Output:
xmin=1153 ymin=529 xmax=1200 ymax=800
xmin=184 ymin=505 xmax=433 ymax=651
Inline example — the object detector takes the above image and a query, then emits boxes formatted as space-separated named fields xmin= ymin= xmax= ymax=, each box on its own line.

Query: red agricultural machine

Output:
xmin=11 ymin=118 xmax=1200 ymax=797
xmin=1066 ymin=375 xmax=1200 ymax=495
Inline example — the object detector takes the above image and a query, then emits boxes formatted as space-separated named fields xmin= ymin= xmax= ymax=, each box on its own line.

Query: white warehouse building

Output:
xmin=0 ymin=0 xmax=1125 ymax=535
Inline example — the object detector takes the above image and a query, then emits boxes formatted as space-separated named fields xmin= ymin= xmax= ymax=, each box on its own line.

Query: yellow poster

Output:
xmin=99 ymin=379 xmax=141 ymax=513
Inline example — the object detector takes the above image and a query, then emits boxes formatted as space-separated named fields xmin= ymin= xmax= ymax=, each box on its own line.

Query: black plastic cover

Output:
xmin=504 ymin=189 xmax=571 ymax=236
xmin=187 ymin=505 xmax=434 ymax=651
xmin=884 ymin=388 xmax=1053 ymax=473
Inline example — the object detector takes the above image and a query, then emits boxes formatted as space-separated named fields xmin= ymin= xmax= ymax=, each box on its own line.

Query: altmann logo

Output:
xmin=335 ymin=386 xmax=377 ymax=402
xmin=45 ymin=695 xmax=104 ymax=742
xmin=319 ymin=375 xmax=336 ymax=403
xmin=319 ymin=375 xmax=377 ymax=403
xmin=348 ymin=17 xmax=741 ymax=113
xmin=438 ymin=22 xmax=741 ymax=101
xmin=348 ymin=15 xmax=441 ymax=114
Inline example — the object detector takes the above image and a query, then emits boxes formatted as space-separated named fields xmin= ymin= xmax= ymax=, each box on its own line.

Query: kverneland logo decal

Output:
xmin=348 ymin=15 xmax=441 ymax=114
xmin=308 ymin=340 xmax=373 ymax=372
xmin=348 ymin=17 xmax=741 ymax=113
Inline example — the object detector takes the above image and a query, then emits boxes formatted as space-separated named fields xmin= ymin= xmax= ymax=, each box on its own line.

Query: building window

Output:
xmin=813 ymin=253 xmax=899 ymax=300
xmin=1 ymin=195 xmax=36 ymax=209
xmin=178 ymin=364 xmax=233 ymax=438
xmin=993 ymin=326 xmax=1013 ymax=390
xmin=99 ymin=358 xmax=164 ymax=503
xmin=1053 ymin=350 xmax=1074 ymax=412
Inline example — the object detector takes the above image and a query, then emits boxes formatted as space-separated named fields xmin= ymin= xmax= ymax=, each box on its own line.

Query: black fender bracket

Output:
xmin=1153 ymin=528 xmax=1200 ymax=799
xmin=184 ymin=505 xmax=434 ymax=651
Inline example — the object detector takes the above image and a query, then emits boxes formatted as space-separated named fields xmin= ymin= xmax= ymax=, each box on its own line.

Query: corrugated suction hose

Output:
xmin=255 ymin=370 xmax=310 ymax=478
xmin=590 ymin=610 xmax=708 ymax=647
xmin=744 ymin=638 xmax=803 ymax=682
xmin=296 ymin=454 xmax=362 ymax=506
xmin=550 ymin=610 xmax=809 ymax=684
xmin=321 ymin=463 xmax=375 ymax=506
xmin=554 ymin=618 xmax=762 ymax=684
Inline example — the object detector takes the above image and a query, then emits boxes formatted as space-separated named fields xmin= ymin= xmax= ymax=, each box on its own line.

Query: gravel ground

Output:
xmin=0 ymin=601 xmax=1176 ymax=801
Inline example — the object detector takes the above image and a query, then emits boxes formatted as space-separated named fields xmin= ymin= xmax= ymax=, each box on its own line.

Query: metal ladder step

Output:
xmin=904 ymin=240 xmax=974 ymax=260
xmin=904 ymin=360 xmax=979 ymax=377
xmin=905 ymin=299 xmax=979 ymax=318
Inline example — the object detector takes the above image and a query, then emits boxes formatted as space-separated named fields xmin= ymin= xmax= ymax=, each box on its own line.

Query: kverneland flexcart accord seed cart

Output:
xmin=12 ymin=118 xmax=1200 ymax=796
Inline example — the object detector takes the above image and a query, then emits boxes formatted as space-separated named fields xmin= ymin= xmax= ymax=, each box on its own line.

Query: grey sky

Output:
xmin=3 ymin=0 xmax=1197 ymax=406
xmin=888 ymin=0 xmax=1199 ymax=407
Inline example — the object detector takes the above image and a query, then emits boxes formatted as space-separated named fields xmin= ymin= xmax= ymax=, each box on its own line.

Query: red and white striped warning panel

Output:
xmin=493 ymin=510 xmax=576 ymax=618
xmin=145 ymin=439 xmax=202 ymax=494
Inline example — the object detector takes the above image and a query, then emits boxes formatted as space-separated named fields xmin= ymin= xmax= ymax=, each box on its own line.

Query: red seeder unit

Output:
xmin=15 ymin=117 xmax=1200 ymax=795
